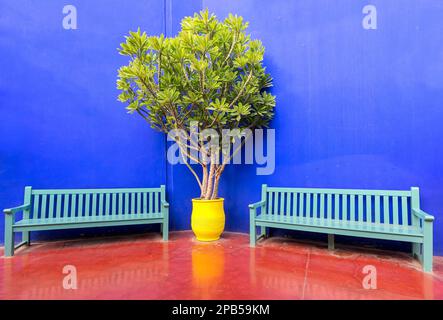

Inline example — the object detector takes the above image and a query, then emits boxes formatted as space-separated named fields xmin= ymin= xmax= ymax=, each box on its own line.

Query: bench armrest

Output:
xmin=412 ymin=209 xmax=434 ymax=222
xmin=248 ymin=200 xmax=266 ymax=210
xmin=3 ymin=203 xmax=31 ymax=215
xmin=161 ymin=200 xmax=169 ymax=208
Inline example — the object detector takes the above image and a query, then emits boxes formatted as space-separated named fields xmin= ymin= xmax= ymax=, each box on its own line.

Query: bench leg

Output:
xmin=250 ymin=226 xmax=256 ymax=247
xmin=250 ymin=208 xmax=256 ymax=247
xmin=423 ymin=222 xmax=433 ymax=272
xmin=162 ymin=222 xmax=168 ymax=241
xmin=412 ymin=242 xmax=421 ymax=260
xmin=22 ymin=231 xmax=30 ymax=246
xmin=4 ymin=215 xmax=14 ymax=257
xmin=423 ymin=243 xmax=432 ymax=273
xmin=328 ymin=234 xmax=335 ymax=250
xmin=260 ymin=226 xmax=268 ymax=239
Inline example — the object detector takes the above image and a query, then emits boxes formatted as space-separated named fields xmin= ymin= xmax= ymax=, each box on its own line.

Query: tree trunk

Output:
xmin=211 ymin=173 xmax=221 ymax=199
xmin=201 ymin=164 xmax=208 ymax=198
xmin=204 ymin=152 xmax=216 ymax=199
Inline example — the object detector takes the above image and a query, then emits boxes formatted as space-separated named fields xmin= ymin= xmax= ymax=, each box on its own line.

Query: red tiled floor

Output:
xmin=1 ymin=231 xmax=442 ymax=300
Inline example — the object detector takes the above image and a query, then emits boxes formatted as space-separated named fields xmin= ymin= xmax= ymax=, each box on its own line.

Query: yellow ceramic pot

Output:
xmin=191 ymin=198 xmax=225 ymax=241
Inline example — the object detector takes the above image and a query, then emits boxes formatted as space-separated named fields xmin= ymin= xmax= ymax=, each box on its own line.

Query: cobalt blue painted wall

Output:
xmin=0 ymin=0 xmax=167 ymax=241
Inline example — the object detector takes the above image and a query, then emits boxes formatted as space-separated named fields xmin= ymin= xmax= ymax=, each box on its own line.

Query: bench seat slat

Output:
xmin=255 ymin=214 xmax=423 ymax=237
xmin=14 ymin=213 xmax=164 ymax=228
xmin=32 ymin=188 xmax=162 ymax=195
xmin=266 ymin=187 xmax=411 ymax=197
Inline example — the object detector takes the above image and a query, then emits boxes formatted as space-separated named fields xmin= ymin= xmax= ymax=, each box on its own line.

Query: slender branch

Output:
xmin=227 ymin=69 xmax=253 ymax=109
xmin=176 ymin=142 xmax=203 ymax=190
xmin=223 ymin=33 xmax=237 ymax=64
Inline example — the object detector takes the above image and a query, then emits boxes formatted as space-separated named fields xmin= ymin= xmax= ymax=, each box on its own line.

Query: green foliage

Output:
xmin=117 ymin=9 xmax=276 ymax=134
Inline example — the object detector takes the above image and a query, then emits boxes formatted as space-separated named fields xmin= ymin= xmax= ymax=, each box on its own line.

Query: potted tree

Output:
xmin=117 ymin=10 xmax=275 ymax=241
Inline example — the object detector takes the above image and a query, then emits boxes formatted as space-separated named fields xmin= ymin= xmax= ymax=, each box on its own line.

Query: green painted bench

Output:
xmin=249 ymin=185 xmax=434 ymax=272
xmin=3 ymin=185 xmax=169 ymax=257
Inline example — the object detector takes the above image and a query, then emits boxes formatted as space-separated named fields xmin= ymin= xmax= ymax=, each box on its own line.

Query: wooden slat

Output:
xmin=267 ymin=192 xmax=274 ymax=214
xmin=299 ymin=193 xmax=304 ymax=217
xmin=137 ymin=192 xmax=141 ymax=214
xmin=48 ymin=195 xmax=54 ymax=218
xmin=130 ymin=193 xmax=135 ymax=214
xmin=33 ymin=195 xmax=40 ymax=219
xmin=285 ymin=192 xmax=291 ymax=217
xmin=319 ymin=193 xmax=325 ymax=219
xmin=401 ymin=196 xmax=408 ymax=225
xmin=143 ymin=193 xmax=147 ymax=213
xmin=279 ymin=192 xmax=285 ymax=215
xmin=306 ymin=193 xmax=311 ymax=218
xmin=125 ymin=193 xmax=129 ymax=214
xmin=292 ymin=192 xmax=298 ymax=216
xmin=91 ymin=194 xmax=97 ymax=216
xmin=105 ymin=194 xmax=110 ymax=216
xmin=349 ymin=195 xmax=355 ymax=222
xmin=85 ymin=194 xmax=90 ymax=217
xmin=342 ymin=194 xmax=348 ymax=221
xmin=266 ymin=187 xmax=411 ymax=197
xmin=358 ymin=195 xmax=363 ymax=222
xmin=71 ymin=194 xmax=76 ymax=217
xmin=374 ymin=195 xmax=381 ymax=223
xmin=32 ymin=188 xmax=162 ymax=195
xmin=393 ymin=196 xmax=399 ymax=225
xmin=326 ymin=193 xmax=332 ymax=220
xmin=313 ymin=193 xmax=318 ymax=219
xmin=56 ymin=194 xmax=62 ymax=218
xmin=78 ymin=194 xmax=83 ymax=217
xmin=63 ymin=194 xmax=70 ymax=218
xmin=40 ymin=194 xmax=47 ymax=219
xmin=112 ymin=193 xmax=117 ymax=215
xmin=98 ymin=194 xmax=104 ymax=216
xmin=366 ymin=195 xmax=372 ymax=223
xmin=274 ymin=192 xmax=280 ymax=215
xmin=154 ymin=192 xmax=159 ymax=213
xmin=334 ymin=194 xmax=339 ymax=220
xmin=149 ymin=192 xmax=153 ymax=214
xmin=383 ymin=196 xmax=390 ymax=224
xmin=118 ymin=193 xmax=123 ymax=215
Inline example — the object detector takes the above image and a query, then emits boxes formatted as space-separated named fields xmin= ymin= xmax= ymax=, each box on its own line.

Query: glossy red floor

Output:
xmin=1 ymin=231 xmax=443 ymax=300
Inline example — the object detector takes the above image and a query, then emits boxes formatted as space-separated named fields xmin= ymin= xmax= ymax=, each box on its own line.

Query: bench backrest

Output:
xmin=261 ymin=185 xmax=420 ymax=227
xmin=23 ymin=186 xmax=166 ymax=220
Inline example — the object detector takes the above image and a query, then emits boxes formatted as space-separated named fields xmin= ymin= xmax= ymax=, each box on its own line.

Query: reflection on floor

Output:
xmin=1 ymin=231 xmax=442 ymax=299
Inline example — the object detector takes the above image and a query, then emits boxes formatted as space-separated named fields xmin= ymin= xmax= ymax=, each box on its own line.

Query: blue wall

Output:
xmin=0 ymin=0 xmax=167 ymax=241
xmin=1 ymin=0 xmax=442 ymax=256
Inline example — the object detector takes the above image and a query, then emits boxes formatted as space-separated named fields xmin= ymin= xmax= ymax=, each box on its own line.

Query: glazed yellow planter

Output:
xmin=191 ymin=198 xmax=225 ymax=241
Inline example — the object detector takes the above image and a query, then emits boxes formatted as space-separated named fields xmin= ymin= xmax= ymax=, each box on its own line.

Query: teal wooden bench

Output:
xmin=3 ymin=185 xmax=169 ymax=257
xmin=249 ymin=185 xmax=434 ymax=272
